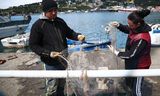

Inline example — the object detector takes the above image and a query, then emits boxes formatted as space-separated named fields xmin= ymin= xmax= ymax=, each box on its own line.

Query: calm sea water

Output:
xmin=2 ymin=11 xmax=160 ymax=52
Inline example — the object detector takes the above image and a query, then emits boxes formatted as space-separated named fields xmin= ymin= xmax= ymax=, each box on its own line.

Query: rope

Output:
xmin=57 ymin=54 xmax=78 ymax=96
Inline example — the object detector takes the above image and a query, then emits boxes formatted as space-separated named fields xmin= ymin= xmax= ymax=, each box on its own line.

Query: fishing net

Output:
xmin=59 ymin=22 xmax=126 ymax=96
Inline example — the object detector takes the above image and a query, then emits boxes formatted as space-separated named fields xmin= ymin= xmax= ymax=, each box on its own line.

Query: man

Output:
xmin=29 ymin=0 xmax=85 ymax=95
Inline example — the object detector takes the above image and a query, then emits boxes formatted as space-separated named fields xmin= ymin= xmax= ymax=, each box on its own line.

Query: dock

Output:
xmin=0 ymin=48 xmax=160 ymax=96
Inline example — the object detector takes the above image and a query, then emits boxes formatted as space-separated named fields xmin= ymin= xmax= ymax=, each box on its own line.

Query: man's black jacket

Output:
xmin=29 ymin=16 xmax=80 ymax=68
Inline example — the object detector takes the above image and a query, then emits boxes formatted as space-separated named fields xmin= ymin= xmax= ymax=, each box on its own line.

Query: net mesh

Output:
xmin=62 ymin=22 xmax=126 ymax=96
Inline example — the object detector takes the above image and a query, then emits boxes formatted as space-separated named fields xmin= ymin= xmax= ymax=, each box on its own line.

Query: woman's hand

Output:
xmin=110 ymin=21 xmax=120 ymax=28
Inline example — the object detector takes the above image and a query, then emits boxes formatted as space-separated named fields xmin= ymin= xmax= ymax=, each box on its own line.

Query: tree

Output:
xmin=135 ymin=0 xmax=160 ymax=7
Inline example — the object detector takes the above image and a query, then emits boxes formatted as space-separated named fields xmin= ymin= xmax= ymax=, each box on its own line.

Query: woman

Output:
xmin=108 ymin=9 xmax=151 ymax=96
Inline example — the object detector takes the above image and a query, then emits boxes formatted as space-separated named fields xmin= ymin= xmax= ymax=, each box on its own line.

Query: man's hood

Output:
xmin=39 ymin=13 xmax=49 ymax=19
xmin=39 ymin=13 xmax=56 ymax=22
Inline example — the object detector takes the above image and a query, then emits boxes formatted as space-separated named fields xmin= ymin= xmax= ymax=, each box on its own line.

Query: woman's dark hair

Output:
xmin=128 ymin=9 xmax=150 ymax=25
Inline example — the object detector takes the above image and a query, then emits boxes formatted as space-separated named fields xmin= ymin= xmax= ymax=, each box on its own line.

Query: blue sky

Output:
xmin=0 ymin=0 xmax=42 ymax=9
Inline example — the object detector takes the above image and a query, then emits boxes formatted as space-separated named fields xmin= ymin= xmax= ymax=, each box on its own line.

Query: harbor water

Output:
xmin=0 ymin=11 xmax=160 ymax=96
xmin=1 ymin=11 xmax=160 ymax=52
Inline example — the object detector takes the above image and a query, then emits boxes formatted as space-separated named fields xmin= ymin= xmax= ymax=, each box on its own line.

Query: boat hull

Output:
xmin=0 ymin=24 xmax=28 ymax=39
xmin=68 ymin=41 xmax=111 ymax=52
xmin=149 ymin=24 xmax=160 ymax=46
xmin=0 ymin=16 xmax=31 ymax=39
xmin=1 ymin=33 xmax=29 ymax=48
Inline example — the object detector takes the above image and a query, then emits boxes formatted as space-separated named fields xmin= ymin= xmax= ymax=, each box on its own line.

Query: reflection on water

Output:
xmin=1 ymin=11 xmax=160 ymax=52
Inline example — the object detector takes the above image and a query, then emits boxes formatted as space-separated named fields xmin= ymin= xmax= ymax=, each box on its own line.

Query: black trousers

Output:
xmin=125 ymin=77 xmax=144 ymax=96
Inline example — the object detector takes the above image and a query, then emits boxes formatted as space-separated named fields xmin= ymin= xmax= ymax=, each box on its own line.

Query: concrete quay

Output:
xmin=0 ymin=47 xmax=160 ymax=96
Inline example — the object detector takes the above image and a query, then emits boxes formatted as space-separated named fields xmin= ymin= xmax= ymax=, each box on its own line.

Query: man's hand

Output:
xmin=107 ymin=45 xmax=119 ymax=56
xmin=50 ymin=51 xmax=61 ymax=58
xmin=78 ymin=35 xmax=85 ymax=41
xmin=110 ymin=21 xmax=120 ymax=28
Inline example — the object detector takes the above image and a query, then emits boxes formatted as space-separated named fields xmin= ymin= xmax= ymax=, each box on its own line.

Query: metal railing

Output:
xmin=0 ymin=69 xmax=160 ymax=78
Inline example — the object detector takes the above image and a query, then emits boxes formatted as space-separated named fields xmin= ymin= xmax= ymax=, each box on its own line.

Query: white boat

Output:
xmin=0 ymin=15 xmax=31 ymax=39
xmin=1 ymin=33 xmax=30 ymax=48
xmin=149 ymin=24 xmax=160 ymax=46
xmin=118 ymin=4 xmax=138 ymax=12
xmin=118 ymin=7 xmax=138 ymax=12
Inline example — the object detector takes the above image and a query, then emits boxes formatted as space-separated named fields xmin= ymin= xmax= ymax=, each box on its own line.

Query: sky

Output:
xmin=0 ymin=0 xmax=42 ymax=9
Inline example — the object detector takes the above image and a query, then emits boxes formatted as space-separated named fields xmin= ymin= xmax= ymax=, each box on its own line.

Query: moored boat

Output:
xmin=149 ymin=24 xmax=160 ymax=46
xmin=118 ymin=7 xmax=138 ymax=12
xmin=0 ymin=15 xmax=31 ymax=39
xmin=1 ymin=33 xmax=30 ymax=48
xmin=68 ymin=40 xmax=111 ymax=52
